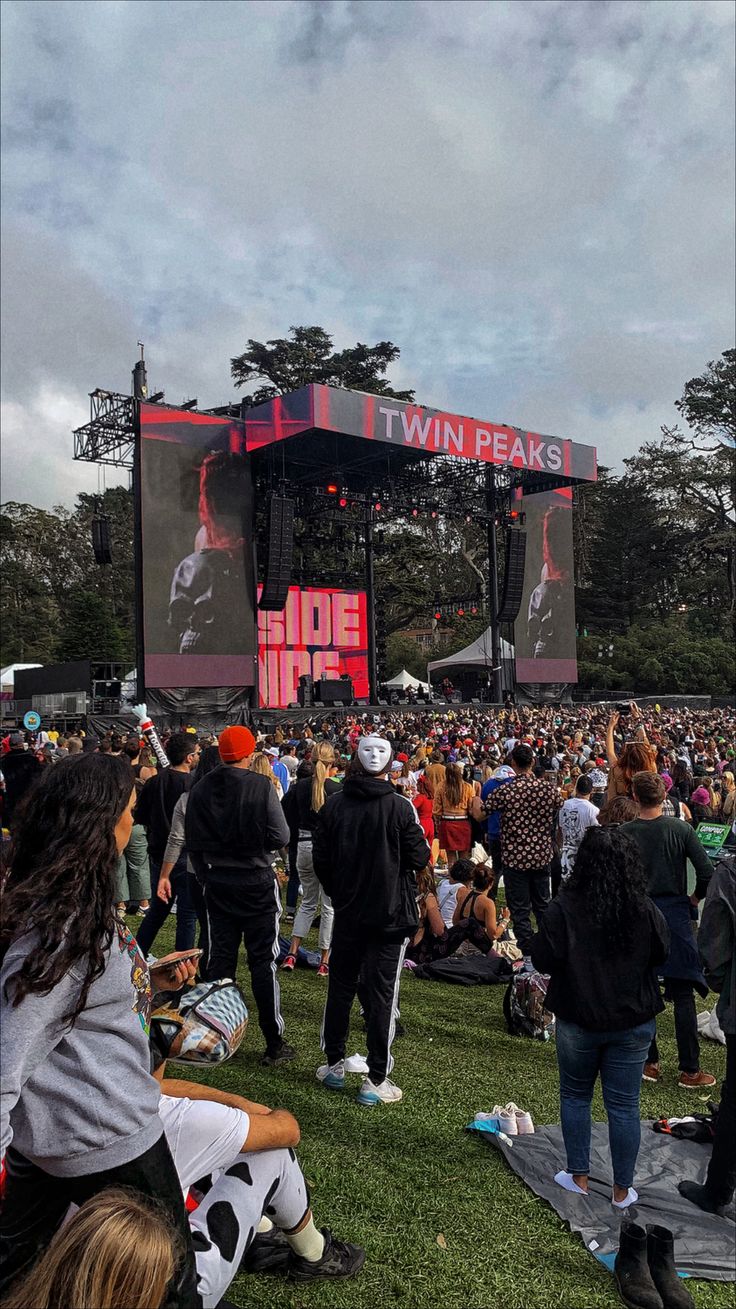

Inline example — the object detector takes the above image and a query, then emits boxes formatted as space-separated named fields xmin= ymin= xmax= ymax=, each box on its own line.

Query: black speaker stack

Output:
xmin=497 ymin=528 xmax=527 ymax=623
xmin=259 ymin=495 xmax=295 ymax=611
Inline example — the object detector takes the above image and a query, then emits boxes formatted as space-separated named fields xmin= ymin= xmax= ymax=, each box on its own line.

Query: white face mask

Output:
xmin=358 ymin=735 xmax=393 ymax=775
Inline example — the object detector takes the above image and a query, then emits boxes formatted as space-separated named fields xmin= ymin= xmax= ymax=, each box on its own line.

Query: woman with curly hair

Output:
xmin=0 ymin=754 xmax=200 ymax=1307
xmin=605 ymin=706 xmax=656 ymax=802
xmin=531 ymin=827 xmax=670 ymax=1210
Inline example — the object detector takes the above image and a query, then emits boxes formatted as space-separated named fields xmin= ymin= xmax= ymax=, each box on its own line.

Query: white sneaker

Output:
xmin=357 ymin=1077 xmax=403 ymax=1106
xmin=505 ymin=1101 xmax=534 ymax=1134
xmin=492 ymin=1104 xmax=518 ymax=1135
xmin=344 ymin=1053 xmax=369 ymax=1074
xmin=316 ymin=1060 xmax=345 ymax=1091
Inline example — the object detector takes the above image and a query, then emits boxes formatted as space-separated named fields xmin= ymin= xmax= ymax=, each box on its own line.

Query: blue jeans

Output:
xmin=556 ymin=1017 xmax=656 ymax=1189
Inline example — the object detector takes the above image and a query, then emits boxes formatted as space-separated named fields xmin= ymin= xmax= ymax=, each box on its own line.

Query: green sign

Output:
xmin=696 ymin=822 xmax=730 ymax=854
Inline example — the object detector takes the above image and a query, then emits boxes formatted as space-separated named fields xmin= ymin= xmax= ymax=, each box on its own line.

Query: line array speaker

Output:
xmin=91 ymin=516 xmax=113 ymax=565
xmin=258 ymin=495 xmax=294 ymax=611
xmin=497 ymin=528 xmax=527 ymax=624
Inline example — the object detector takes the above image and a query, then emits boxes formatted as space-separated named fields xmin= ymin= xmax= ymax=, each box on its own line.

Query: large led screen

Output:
xmin=257 ymin=586 xmax=369 ymax=708
xmin=514 ymin=488 xmax=577 ymax=685
xmin=139 ymin=405 xmax=257 ymax=689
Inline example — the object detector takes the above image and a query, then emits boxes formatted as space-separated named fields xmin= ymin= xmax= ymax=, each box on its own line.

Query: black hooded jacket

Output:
xmin=313 ymin=775 xmax=431 ymax=935
xmin=184 ymin=765 xmax=290 ymax=884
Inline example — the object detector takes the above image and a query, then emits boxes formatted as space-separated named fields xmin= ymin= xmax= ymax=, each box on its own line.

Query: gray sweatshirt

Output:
xmin=1 ymin=922 xmax=162 ymax=1176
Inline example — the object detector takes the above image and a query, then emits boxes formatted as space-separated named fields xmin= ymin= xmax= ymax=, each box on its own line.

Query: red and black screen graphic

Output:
xmin=139 ymin=404 xmax=256 ymax=689
xmin=257 ymin=586 xmax=369 ymax=708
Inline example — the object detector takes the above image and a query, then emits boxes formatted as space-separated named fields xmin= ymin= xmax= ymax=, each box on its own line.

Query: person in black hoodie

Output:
xmin=135 ymin=733 xmax=200 ymax=956
xmin=184 ymin=725 xmax=293 ymax=1066
xmin=313 ymin=736 xmax=431 ymax=1106
xmin=531 ymin=826 xmax=670 ymax=1210
xmin=2 ymin=734 xmax=42 ymax=829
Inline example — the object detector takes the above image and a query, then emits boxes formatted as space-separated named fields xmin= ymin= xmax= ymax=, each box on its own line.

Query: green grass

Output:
xmin=148 ymin=916 xmax=730 ymax=1309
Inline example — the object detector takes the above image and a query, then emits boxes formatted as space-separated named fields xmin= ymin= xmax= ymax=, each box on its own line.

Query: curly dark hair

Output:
xmin=565 ymin=826 xmax=648 ymax=952
xmin=1 ymin=754 xmax=135 ymax=1024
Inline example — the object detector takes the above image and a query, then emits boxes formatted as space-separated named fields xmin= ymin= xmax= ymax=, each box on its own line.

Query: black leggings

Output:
xmin=0 ymin=1133 xmax=200 ymax=1308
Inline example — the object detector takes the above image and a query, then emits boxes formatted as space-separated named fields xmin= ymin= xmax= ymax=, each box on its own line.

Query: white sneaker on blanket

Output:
xmin=492 ymin=1104 xmax=518 ymax=1135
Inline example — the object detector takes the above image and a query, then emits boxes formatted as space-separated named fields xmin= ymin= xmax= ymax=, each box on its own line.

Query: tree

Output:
xmin=231 ymin=325 xmax=415 ymax=404
xmin=55 ymin=589 xmax=127 ymax=663
xmin=623 ymin=348 xmax=735 ymax=631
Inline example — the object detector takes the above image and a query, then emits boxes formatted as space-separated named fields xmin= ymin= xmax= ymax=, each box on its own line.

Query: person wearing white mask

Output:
xmin=312 ymin=737 xmax=431 ymax=1106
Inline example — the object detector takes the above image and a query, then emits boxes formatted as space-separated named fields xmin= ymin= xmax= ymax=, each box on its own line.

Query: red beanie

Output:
xmin=219 ymin=725 xmax=256 ymax=763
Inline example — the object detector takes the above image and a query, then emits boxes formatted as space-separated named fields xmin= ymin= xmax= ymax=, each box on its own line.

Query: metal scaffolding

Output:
xmin=73 ymin=390 xmax=136 ymax=469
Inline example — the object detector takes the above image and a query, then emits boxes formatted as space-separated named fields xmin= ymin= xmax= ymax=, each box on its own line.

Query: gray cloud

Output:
xmin=1 ymin=0 xmax=733 ymax=507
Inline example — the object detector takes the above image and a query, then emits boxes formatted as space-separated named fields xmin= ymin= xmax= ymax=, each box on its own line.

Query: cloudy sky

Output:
xmin=1 ymin=0 xmax=733 ymax=507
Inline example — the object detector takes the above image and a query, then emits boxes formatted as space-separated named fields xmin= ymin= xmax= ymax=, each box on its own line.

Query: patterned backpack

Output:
xmin=151 ymin=979 xmax=248 ymax=1067
xmin=503 ymin=970 xmax=555 ymax=1040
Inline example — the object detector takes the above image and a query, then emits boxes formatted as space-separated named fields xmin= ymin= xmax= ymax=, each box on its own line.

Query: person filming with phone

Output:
xmin=605 ymin=703 xmax=657 ymax=804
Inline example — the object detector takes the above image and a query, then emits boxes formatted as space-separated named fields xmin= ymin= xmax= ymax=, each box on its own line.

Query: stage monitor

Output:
xmin=138 ymin=404 xmax=257 ymax=689
xmin=514 ymin=488 xmax=577 ymax=685
xmin=257 ymin=585 xmax=369 ymax=708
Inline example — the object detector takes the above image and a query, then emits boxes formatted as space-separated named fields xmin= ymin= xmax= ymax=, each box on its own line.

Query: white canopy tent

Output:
xmin=426 ymin=628 xmax=514 ymax=681
xmin=384 ymin=668 xmax=431 ymax=693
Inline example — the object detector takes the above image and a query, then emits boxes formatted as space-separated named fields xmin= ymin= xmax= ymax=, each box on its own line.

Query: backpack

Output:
xmin=503 ymin=970 xmax=555 ymax=1040
xmin=414 ymin=953 xmax=513 ymax=986
xmin=151 ymin=979 xmax=248 ymax=1066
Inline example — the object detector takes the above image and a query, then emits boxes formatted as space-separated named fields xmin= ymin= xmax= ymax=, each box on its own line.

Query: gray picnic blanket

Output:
xmin=483 ymin=1121 xmax=734 ymax=1281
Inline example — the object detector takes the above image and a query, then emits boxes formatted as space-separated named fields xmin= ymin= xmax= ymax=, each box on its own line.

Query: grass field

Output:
xmin=149 ymin=916 xmax=730 ymax=1309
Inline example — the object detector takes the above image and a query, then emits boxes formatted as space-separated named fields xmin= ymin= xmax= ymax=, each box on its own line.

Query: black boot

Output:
xmin=614 ymin=1223 xmax=664 ymax=1309
xmin=646 ymin=1226 xmax=695 ymax=1309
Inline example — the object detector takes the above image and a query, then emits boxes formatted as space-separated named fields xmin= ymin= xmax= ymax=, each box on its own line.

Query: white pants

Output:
xmin=191 ymin=1148 xmax=311 ymax=1307
xmin=292 ymin=840 xmax=334 ymax=951
xmin=159 ymin=1095 xmax=310 ymax=1308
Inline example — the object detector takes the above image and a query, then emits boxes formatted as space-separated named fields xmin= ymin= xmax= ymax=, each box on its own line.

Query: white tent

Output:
xmin=426 ymin=628 xmax=514 ymax=680
xmin=384 ymin=668 xmax=431 ymax=693
xmin=0 ymin=663 xmax=42 ymax=690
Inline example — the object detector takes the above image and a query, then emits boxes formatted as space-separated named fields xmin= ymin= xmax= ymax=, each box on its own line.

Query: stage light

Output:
xmin=326 ymin=483 xmax=339 ymax=495
xmin=509 ymin=509 xmax=520 ymax=519
xmin=411 ymin=507 xmax=419 ymax=518
xmin=434 ymin=611 xmax=442 ymax=621
xmin=457 ymin=607 xmax=465 ymax=617
xmin=339 ymin=497 xmax=348 ymax=508
xmin=471 ymin=606 xmax=478 ymax=615
xmin=374 ymin=502 xmax=382 ymax=512
xmin=430 ymin=509 xmax=438 ymax=519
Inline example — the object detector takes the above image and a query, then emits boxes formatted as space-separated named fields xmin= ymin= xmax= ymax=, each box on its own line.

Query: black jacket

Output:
xmin=530 ymin=885 xmax=670 ymax=1031
xmin=185 ymin=765 xmax=290 ymax=883
xmin=281 ymin=775 xmax=341 ymax=836
xmin=313 ymin=776 xmax=431 ymax=935
xmin=2 ymin=751 xmax=43 ymax=825
xmin=134 ymin=769 xmax=191 ymax=860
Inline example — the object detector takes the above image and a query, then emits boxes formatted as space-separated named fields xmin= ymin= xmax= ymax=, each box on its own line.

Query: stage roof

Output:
xmin=244 ymin=384 xmax=597 ymax=488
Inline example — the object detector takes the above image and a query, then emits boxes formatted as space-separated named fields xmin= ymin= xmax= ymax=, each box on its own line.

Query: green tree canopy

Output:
xmin=231 ymin=325 xmax=415 ymax=404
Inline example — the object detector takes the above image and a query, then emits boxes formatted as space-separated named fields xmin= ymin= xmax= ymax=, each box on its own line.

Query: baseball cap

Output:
xmin=218 ymin=725 xmax=256 ymax=763
xmin=265 ymin=746 xmax=279 ymax=758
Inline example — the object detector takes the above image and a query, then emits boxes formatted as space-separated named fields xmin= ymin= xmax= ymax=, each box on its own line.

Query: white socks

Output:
xmin=612 ymin=1187 xmax=639 ymax=1209
xmin=285 ymin=1214 xmax=326 ymax=1262
xmin=554 ymin=1170 xmax=588 ymax=1195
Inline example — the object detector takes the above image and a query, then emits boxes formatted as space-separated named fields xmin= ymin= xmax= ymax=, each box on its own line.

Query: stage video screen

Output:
xmin=514 ymin=488 xmax=577 ymax=685
xmin=139 ymin=404 xmax=256 ymax=689
xmin=257 ymin=586 xmax=369 ymax=708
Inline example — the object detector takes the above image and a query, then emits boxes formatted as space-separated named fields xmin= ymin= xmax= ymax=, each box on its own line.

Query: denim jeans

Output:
xmin=556 ymin=1016 xmax=656 ymax=1189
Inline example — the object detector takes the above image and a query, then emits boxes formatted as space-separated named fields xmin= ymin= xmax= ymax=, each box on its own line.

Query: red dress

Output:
xmin=413 ymin=792 xmax=435 ymax=851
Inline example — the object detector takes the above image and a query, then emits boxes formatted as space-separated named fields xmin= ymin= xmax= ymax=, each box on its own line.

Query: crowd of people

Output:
xmin=0 ymin=699 xmax=734 ymax=1307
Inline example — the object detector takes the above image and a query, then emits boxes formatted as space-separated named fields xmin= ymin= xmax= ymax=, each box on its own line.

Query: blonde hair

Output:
xmin=4 ymin=1188 xmax=179 ymax=1309
xmin=251 ymin=751 xmax=281 ymax=791
xmin=312 ymin=741 xmax=336 ymax=812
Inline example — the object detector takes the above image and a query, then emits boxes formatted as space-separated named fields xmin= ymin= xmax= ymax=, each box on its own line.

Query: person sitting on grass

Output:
xmin=406 ymin=866 xmax=499 ymax=965
xmin=530 ymin=827 xmax=670 ymax=1210
xmin=452 ymin=859 xmax=510 ymax=943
